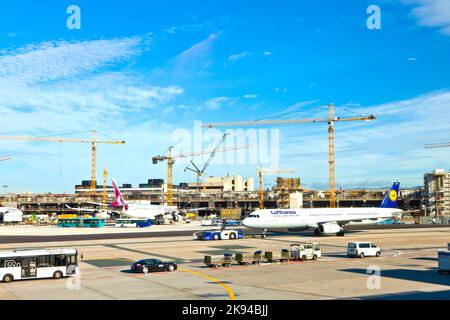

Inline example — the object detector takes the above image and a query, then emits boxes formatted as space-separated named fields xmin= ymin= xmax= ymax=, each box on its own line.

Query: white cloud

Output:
xmin=228 ymin=51 xmax=253 ymax=62
xmin=408 ymin=57 xmax=417 ymax=61
xmin=0 ymin=37 xmax=144 ymax=85
xmin=263 ymin=51 xmax=272 ymax=56
xmin=244 ymin=94 xmax=258 ymax=99
xmin=203 ymin=96 xmax=238 ymax=110
xmin=403 ymin=0 xmax=450 ymax=35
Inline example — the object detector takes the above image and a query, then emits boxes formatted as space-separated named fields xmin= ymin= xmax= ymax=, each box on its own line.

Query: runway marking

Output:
xmin=179 ymin=268 xmax=236 ymax=300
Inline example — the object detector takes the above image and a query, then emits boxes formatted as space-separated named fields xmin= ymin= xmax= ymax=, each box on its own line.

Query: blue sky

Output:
xmin=0 ymin=0 xmax=449 ymax=193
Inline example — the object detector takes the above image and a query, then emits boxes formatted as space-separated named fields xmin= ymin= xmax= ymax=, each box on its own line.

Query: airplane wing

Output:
xmin=179 ymin=207 xmax=210 ymax=213
xmin=65 ymin=205 xmax=101 ymax=213
xmin=65 ymin=205 xmax=121 ymax=214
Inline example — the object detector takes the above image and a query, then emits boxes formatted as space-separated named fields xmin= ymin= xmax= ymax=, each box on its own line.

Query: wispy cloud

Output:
xmin=403 ymin=0 xmax=450 ymax=35
xmin=0 ymin=37 xmax=145 ymax=85
xmin=203 ymin=96 xmax=238 ymax=110
xmin=228 ymin=51 xmax=253 ymax=62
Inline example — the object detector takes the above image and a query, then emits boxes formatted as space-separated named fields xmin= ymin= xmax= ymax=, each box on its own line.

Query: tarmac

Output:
xmin=0 ymin=224 xmax=449 ymax=300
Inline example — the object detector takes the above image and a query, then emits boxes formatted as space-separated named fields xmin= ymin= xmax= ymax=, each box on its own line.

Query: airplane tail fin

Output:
xmin=111 ymin=178 xmax=129 ymax=211
xmin=379 ymin=182 xmax=400 ymax=209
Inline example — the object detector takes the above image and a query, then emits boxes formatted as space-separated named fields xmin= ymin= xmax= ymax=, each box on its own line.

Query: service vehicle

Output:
xmin=204 ymin=253 xmax=234 ymax=268
xmin=130 ymin=259 xmax=177 ymax=274
xmin=0 ymin=248 xmax=78 ymax=283
xmin=196 ymin=229 xmax=244 ymax=241
xmin=438 ymin=250 xmax=450 ymax=274
xmin=235 ymin=251 xmax=265 ymax=265
xmin=290 ymin=242 xmax=322 ymax=261
xmin=115 ymin=218 xmax=152 ymax=228
xmin=0 ymin=208 xmax=23 ymax=224
xmin=57 ymin=217 xmax=105 ymax=228
xmin=264 ymin=249 xmax=291 ymax=263
xmin=347 ymin=242 xmax=381 ymax=258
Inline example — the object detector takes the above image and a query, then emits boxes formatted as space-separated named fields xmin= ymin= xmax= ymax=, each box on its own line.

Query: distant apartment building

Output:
xmin=424 ymin=169 xmax=450 ymax=216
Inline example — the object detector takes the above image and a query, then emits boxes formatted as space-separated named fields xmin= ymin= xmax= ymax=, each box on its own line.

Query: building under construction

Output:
xmin=0 ymin=176 xmax=423 ymax=218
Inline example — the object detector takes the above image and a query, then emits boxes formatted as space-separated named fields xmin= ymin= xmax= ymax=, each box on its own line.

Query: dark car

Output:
xmin=131 ymin=259 xmax=177 ymax=274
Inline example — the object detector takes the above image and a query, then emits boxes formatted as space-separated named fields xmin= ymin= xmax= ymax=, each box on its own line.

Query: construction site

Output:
xmin=0 ymin=104 xmax=442 ymax=223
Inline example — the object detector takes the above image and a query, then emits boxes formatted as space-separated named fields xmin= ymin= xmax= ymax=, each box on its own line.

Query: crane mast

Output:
xmin=153 ymin=145 xmax=252 ymax=206
xmin=203 ymin=103 xmax=376 ymax=208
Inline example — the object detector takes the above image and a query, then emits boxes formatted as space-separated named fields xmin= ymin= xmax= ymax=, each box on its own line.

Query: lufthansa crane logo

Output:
xmin=389 ymin=190 xmax=398 ymax=202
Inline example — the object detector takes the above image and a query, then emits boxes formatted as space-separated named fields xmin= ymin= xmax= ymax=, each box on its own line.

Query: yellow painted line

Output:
xmin=179 ymin=268 xmax=236 ymax=300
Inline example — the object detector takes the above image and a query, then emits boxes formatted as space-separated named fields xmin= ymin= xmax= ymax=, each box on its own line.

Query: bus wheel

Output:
xmin=230 ymin=233 xmax=236 ymax=240
xmin=3 ymin=274 xmax=13 ymax=283
xmin=53 ymin=271 xmax=63 ymax=279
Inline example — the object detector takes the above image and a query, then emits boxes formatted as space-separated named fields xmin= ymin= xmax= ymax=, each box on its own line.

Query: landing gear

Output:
xmin=336 ymin=230 xmax=345 ymax=237
xmin=261 ymin=229 xmax=268 ymax=239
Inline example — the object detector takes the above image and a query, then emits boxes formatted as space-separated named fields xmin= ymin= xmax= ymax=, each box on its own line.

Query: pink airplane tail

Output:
xmin=111 ymin=178 xmax=129 ymax=211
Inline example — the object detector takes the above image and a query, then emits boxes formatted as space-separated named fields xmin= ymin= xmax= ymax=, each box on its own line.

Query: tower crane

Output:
xmin=185 ymin=133 xmax=230 ymax=188
xmin=102 ymin=167 xmax=108 ymax=205
xmin=0 ymin=130 xmax=125 ymax=191
xmin=425 ymin=142 xmax=450 ymax=149
xmin=204 ymin=103 xmax=376 ymax=208
xmin=152 ymin=144 xmax=252 ymax=206
xmin=258 ymin=166 xmax=295 ymax=209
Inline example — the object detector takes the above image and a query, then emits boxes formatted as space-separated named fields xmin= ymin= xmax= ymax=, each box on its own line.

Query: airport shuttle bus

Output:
xmin=115 ymin=218 xmax=153 ymax=228
xmin=0 ymin=248 xmax=79 ymax=283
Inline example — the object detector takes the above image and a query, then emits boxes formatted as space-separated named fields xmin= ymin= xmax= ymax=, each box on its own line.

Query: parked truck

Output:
xmin=0 ymin=208 xmax=23 ymax=224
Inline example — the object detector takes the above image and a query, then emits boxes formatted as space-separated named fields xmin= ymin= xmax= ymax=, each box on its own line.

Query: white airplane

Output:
xmin=243 ymin=182 xmax=403 ymax=237
xmin=110 ymin=178 xmax=182 ymax=221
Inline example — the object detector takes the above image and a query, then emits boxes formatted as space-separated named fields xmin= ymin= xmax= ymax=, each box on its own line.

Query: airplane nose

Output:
xmin=243 ymin=218 xmax=251 ymax=228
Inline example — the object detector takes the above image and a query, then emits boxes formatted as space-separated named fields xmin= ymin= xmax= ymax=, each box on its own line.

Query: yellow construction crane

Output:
xmin=204 ymin=103 xmax=376 ymax=208
xmin=258 ymin=166 xmax=295 ymax=209
xmin=0 ymin=130 xmax=125 ymax=191
xmin=103 ymin=167 xmax=108 ymax=205
xmin=153 ymin=145 xmax=252 ymax=206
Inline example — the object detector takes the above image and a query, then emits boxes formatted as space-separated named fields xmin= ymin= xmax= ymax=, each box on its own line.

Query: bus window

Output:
xmin=37 ymin=256 xmax=50 ymax=267
xmin=67 ymin=255 xmax=77 ymax=265
xmin=1 ymin=258 xmax=19 ymax=268
xmin=50 ymin=255 xmax=67 ymax=267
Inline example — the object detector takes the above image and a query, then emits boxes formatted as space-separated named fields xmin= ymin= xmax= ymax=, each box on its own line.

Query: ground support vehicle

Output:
xmin=290 ymin=243 xmax=322 ymax=261
xmin=204 ymin=253 xmax=234 ymax=268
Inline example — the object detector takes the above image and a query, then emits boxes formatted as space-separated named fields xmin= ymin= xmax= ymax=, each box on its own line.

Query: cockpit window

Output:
xmin=248 ymin=214 xmax=260 ymax=218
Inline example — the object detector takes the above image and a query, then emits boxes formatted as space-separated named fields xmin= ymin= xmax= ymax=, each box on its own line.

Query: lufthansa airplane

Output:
xmin=243 ymin=182 xmax=403 ymax=236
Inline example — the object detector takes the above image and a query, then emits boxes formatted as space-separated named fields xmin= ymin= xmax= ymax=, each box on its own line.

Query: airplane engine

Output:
xmin=318 ymin=222 xmax=344 ymax=236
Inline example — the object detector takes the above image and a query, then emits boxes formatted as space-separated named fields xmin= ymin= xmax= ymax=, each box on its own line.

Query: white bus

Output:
xmin=115 ymin=218 xmax=152 ymax=228
xmin=0 ymin=248 xmax=79 ymax=283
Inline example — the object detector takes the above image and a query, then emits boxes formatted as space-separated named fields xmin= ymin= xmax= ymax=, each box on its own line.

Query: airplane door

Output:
xmin=21 ymin=257 xmax=37 ymax=278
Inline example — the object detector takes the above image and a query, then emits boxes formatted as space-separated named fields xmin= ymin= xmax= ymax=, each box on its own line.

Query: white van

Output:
xmin=347 ymin=242 xmax=381 ymax=258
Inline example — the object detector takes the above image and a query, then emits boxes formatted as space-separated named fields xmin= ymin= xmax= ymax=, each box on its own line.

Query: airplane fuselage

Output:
xmin=243 ymin=207 xmax=403 ymax=231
